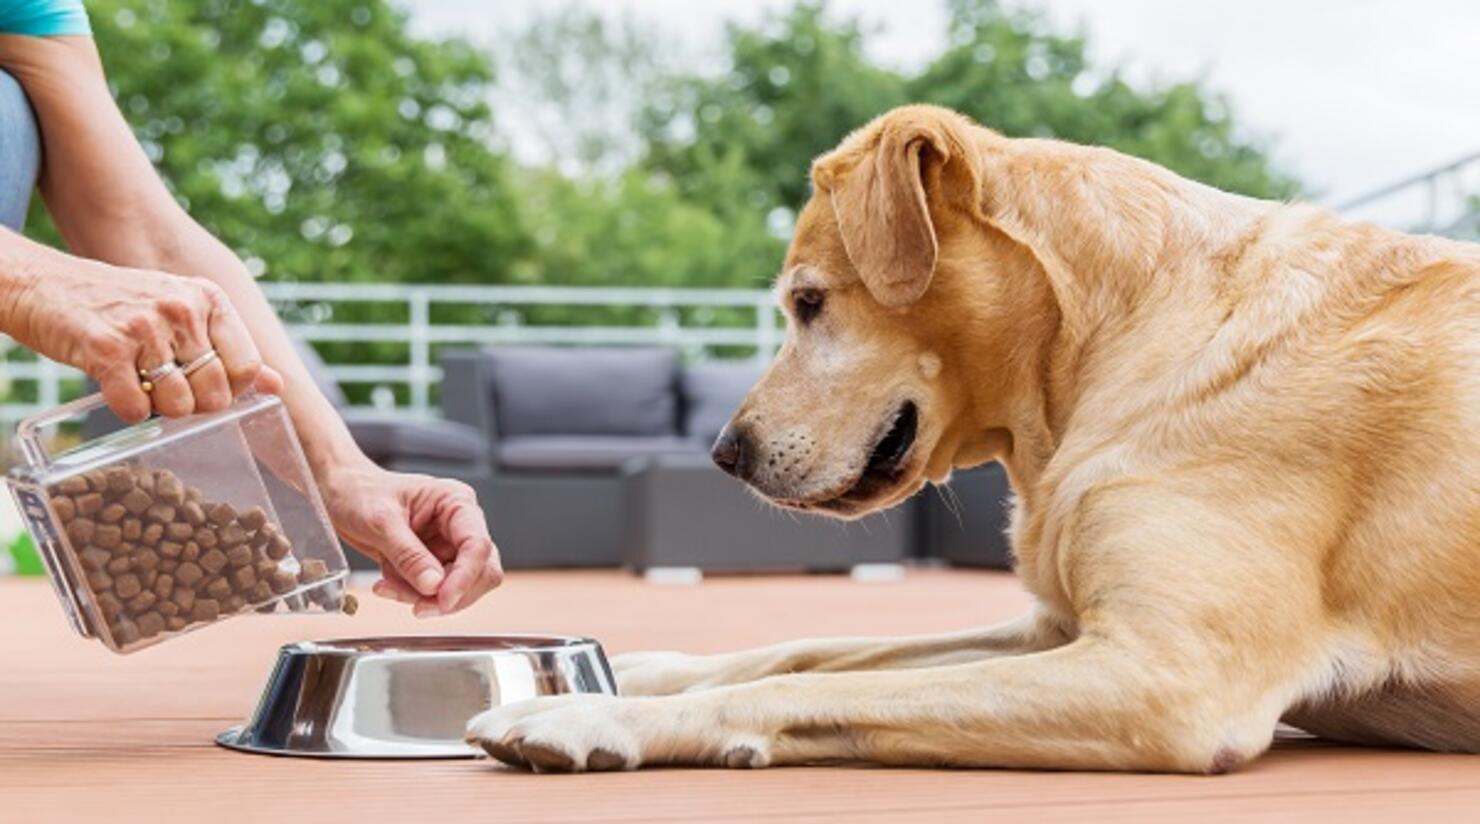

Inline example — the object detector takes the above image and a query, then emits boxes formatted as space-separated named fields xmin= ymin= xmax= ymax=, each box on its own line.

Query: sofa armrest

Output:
xmin=439 ymin=349 xmax=499 ymax=446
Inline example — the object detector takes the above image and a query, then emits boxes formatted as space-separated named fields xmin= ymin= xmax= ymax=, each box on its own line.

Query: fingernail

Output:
xmin=414 ymin=568 xmax=444 ymax=594
xmin=414 ymin=603 xmax=442 ymax=619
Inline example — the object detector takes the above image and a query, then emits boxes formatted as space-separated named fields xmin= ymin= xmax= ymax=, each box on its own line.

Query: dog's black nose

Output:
xmin=711 ymin=425 xmax=750 ymax=478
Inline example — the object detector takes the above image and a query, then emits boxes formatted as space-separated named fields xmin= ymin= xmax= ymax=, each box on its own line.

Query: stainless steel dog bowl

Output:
xmin=216 ymin=635 xmax=617 ymax=758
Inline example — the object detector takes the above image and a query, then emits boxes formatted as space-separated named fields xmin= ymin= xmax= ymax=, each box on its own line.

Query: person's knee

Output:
xmin=0 ymin=69 xmax=42 ymax=231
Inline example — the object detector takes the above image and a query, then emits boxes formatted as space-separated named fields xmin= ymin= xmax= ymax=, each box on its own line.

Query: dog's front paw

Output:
xmin=466 ymin=694 xmax=643 ymax=772
xmin=465 ymin=693 xmax=772 ymax=772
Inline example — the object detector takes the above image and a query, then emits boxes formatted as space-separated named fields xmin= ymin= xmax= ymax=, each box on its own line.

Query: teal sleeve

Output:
xmin=0 ymin=0 xmax=92 ymax=36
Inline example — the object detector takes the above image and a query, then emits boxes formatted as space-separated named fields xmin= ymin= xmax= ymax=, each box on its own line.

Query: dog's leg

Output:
xmin=469 ymin=634 xmax=1290 ymax=773
xmin=613 ymin=610 xmax=1070 ymax=696
xmin=468 ymin=485 xmax=1324 ymax=773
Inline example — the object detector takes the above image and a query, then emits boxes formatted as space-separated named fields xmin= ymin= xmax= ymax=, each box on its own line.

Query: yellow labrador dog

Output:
xmin=468 ymin=104 xmax=1480 ymax=774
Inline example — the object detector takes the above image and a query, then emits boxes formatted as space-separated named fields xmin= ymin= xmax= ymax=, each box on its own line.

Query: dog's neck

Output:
xmin=962 ymin=134 xmax=1274 ymax=496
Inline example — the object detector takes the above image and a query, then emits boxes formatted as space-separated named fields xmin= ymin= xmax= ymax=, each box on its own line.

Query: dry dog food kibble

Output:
xmin=46 ymin=463 xmax=347 ymax=649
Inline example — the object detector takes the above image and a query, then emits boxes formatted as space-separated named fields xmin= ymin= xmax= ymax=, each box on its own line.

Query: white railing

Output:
xmin=0 ymin=283 xmax=780 ymax=423
xmin=1335 ymin=149 xmax=1480 ymax=238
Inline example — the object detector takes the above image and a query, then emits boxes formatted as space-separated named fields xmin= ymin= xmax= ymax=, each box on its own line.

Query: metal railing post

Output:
xmin=755 ymin=295 xmax=778 ymax=362
xmin=409 ymin=289 xmax=431 ymax=417
xmin=37 ymin=357 xmax=59 ymax=411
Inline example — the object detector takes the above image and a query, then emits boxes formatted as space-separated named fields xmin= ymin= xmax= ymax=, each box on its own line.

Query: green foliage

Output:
xmin=631 ymin=0 xmax=1298 ymax=257
xmin=915 ymin=0 xmax=1297 ymax=199
xmin=8 ymin=532 xmax=43 ymax=577
xmin=31 ymin=0 xmax=529 ymax=285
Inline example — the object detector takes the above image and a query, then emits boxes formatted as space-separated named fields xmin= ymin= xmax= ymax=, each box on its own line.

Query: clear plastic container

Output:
xmin=5 ymin=392 xmax=349 ymax=654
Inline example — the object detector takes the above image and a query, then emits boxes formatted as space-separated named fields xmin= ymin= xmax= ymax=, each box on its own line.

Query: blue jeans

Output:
xmin=0 ymin=68 xmax=40 ymax=231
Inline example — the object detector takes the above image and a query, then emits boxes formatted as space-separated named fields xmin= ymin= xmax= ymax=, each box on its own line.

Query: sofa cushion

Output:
xmin=488 ymin=347 xmax=679 ymax=437
xmin=681 ymin=361 xmax=763 ymax=444
xmin=346 ymin=416 xmax=489 ymax=466
xmin=499 ymin=435 xmax=701 ymax=472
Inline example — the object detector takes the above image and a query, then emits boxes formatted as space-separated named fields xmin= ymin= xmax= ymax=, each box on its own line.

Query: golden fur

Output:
xmin=469 ymin=104 xmax=1480 ymax=773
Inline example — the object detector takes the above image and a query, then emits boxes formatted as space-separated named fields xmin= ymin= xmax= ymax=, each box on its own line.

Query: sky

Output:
xmin=400 ymin=0 xmax=1480 ymax=226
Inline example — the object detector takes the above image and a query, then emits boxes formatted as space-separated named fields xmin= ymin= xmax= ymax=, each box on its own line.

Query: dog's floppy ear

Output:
xmin=815 ymin=113 xmax=959 ymax=308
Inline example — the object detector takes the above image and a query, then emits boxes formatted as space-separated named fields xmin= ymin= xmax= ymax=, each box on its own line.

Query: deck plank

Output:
xmin=3 ymin=572 xmax=1478 ymax=822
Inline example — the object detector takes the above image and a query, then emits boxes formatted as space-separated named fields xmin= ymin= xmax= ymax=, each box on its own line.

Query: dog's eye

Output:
xmin=793 ymin=288 xmax=824 ymax=324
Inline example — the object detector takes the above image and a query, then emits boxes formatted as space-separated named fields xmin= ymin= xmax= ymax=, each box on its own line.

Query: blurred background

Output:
xmin=3 ymin=0 xmax=1478 ymax=573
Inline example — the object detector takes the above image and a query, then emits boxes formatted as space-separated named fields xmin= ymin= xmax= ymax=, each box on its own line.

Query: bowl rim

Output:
xmin=287 ymin=634 xmax=603 ymax=656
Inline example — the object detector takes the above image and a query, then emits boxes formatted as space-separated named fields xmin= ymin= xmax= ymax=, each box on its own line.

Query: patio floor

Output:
xmin=3 ymin=569 xmax=1479 ymax=822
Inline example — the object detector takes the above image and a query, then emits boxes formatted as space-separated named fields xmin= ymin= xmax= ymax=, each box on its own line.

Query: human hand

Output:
xmin=5 ymin=259 xmax=281 ymax=421
xmin=318 ymin=458 xmax=503 ymax=616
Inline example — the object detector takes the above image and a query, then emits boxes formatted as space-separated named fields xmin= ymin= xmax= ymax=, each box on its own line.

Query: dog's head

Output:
xmin=714 ymin=105 xmax=1037 ymax=518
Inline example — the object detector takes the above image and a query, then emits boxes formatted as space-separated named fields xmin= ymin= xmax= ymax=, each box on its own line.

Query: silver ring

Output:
xmin=178 ymin=349 xmax=220 ymax=377
xmin=138 ymin=362 xmax=181 ymax=393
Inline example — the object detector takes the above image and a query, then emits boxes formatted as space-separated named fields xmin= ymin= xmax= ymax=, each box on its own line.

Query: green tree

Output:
xmin=915 ymin=0 xmax=1296 ymax=198
xmin=29 ymin=0 xmax=529 ymax=285
xmin=637 ymin=0 xmax=1297 ymax=243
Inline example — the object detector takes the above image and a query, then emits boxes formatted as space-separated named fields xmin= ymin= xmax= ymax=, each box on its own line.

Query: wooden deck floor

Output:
xmin=3 ymin=569 xmax=1479 ymax=822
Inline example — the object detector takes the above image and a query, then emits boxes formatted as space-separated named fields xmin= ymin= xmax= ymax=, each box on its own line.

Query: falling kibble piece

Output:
xmin=341 ymin=593 xmax=359 ymax=616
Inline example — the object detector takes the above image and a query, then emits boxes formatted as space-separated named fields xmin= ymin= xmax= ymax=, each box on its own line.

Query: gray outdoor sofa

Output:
xmin=440 ymin=346 xmax=916 ymax=570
